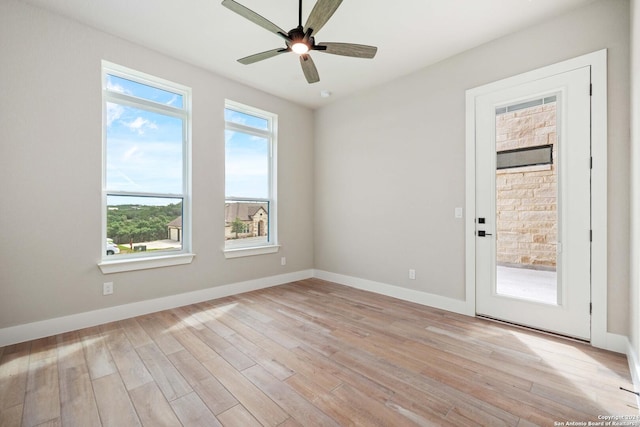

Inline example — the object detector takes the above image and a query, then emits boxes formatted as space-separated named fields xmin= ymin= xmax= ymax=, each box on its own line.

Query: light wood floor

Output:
xmin=0 ymin=278 xmax=637 ymax=426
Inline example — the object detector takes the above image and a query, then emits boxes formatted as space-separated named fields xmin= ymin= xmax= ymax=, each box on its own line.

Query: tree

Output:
xmin=106 ymin=202 xmax=183 ymax=243
xmin=231 ymin=217 xmax=246 ymax=239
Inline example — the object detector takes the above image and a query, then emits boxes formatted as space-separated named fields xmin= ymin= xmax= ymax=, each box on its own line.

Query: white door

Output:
xmin=475 ymin=66 xmax=591 ymax=340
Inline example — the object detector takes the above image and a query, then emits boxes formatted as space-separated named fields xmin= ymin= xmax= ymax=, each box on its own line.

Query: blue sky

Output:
xmin=107 ymin=74 xmax=183 ymax=108
xmin=225 ymin=129 xmax=269 ymax=199
xmin=106 ymin=75 xmax=270 ymax=205
xmin=106 ymin=75 xmax=184 ymax=203
xmin=224 ymin=108 xmax=271 ymax=200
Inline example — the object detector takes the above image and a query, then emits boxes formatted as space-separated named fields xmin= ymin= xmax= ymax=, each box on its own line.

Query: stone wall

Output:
xmin=495 ymin=102 xmax=557 ymax=269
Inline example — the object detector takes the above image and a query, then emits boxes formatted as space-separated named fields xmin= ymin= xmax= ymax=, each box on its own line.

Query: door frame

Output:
xmin=464 ymin=49 xmax=608 ymax=348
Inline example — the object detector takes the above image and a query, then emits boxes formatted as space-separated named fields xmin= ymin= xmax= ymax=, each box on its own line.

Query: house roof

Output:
xmin=167 ymin=216 xmax=182 ymax=228
xmin=225 ymin=203 xmax=267 ymax=223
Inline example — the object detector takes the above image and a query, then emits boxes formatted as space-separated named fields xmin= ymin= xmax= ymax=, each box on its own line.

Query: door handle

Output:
xmin=477 ymin=230 xmax=493 ymax=237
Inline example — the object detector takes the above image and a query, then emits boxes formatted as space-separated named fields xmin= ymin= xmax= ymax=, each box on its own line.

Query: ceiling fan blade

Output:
xmin=316 ymin=42 xmax=378 ymax=59
xmin=300 ymin=54 xmax=320 ymax=84
xmin=221 ymin=0 xmax=290 ymax=41
xmin=304 ymin=0 xmax=343 ymax=35
xmin=238 ymin=48 xmax=288 ymax=65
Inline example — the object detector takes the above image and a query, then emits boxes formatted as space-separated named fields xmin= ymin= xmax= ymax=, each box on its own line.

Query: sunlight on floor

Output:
xmin=510 ymin=331 xmax=639 ymax=416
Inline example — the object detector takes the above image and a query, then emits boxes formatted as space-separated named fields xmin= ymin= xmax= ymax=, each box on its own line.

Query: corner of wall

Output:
xmin=627 ymin=338 xmax=640 ymax=407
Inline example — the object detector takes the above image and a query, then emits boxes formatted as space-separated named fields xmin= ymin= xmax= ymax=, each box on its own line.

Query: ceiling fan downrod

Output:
xmin=299 ymin=0 xmax=303 ymax=28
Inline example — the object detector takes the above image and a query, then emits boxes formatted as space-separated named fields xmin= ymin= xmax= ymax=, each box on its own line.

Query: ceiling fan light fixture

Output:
xmin=291 ymin=41 xmax=310 ymax=54
xmin=222 ymin=0 xmax=378 ymax=84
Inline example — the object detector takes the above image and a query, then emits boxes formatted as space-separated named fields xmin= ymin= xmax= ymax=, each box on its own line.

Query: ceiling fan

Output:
xmin=221 ymin=0 xmax=378 ymax=84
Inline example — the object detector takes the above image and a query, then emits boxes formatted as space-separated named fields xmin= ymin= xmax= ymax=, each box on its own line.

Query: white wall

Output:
xmin=630 ymin=0 xmax=640 ymax=365
xmin=0 ymin=1 xmax=314 ymax=329
xmin=314 ymin=0 xmax=631 ymax=335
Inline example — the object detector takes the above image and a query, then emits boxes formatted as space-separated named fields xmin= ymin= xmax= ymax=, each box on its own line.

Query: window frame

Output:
xmin=98 ymin=61 xmax=194 ymax=273
xmin=224 ymin=100 xmax=279 ymax=258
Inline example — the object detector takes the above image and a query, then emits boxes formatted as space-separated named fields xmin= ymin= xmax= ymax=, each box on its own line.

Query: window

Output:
xmin=100 ymin=62 xmax=192 ymax=272
xmin=224 ymin=100 xmax=278 ymax=257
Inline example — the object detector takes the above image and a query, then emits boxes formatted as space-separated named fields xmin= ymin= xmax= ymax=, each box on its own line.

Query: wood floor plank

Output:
xmin=242 ymin=364 xmax=340 ymax=427
xmin=1 ymin=279 xmax=637 ymax=426
xmin=218 ymin=312 xmax=343 ymax=392
xmin=136 ymin=342 xmax=192 ymax=401
xmin=201 ymin=355 xmax=289 ymax=426
xmin=330 ymin=382 xmax=423 ymax=427
xmin=92 ymin=373 xmax=141 ymax=427
xmin=0 ymin=403 xmax=23 ymax=427
xmin=169 ymin=327 xmax=220 ymax=362
xmin=56 ymin=332 xmax=99 ymax=426
xmin=191 ymin=325 xmax=255 ymax=371
xmin=22 ymin=356 xmax=60 ymax=427
xmin=224 ymin=331 xmax=295 ymax=381
xmin=191 ymin=376 xmax=238 ymax=415
xmin=136 ymin=312 xmax=185 ymax=356
xmin=217 ymin=404 xmax=262 ymax=427
xmin=170 ymin=391 xmax=222 ymax=427
xmin=58 ymin=365 xmax=101 ymax=427
xmin=192 ymin=305 xmax=237 ymax=338
xmin=128 ymin=381 xmax=182 ymax=427
xmin=119 ymin=318 xmax=153 ymax=348
xmin=0 ymin=341 xmax=30 ymax=412
xmin=56 ymin=331 xmax=86 ymax=371
xmin=29 ymin=337 xmax=57 ymax=362
xmin=32 ymin=418 xmax=60 ymax=426
xmin=103 ymin=329 xmax=153 ymax=391
xmin=78 ymin=327 xmax=117 ymax=380
xmin=166 ymin=349 xmax=211 ymax=386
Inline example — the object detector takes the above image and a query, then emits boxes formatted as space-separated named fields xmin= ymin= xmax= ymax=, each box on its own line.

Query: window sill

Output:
xmin=223 ymin=245 xmax=280 ymax=259
xmin=98 ymin=253 xmax=195 ymax=274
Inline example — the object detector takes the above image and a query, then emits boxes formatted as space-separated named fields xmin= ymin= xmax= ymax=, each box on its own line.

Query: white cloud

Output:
xmin=125 ymin=117 xmax=158 ymax=135
xmin=123 ymin=146 xmax=139 ymax=161
xmin=106 ymin=80 xmax=131 ymax=95
xmin=166 ymin=94 xmax=180 ymax=107
xmin=107 ymin=138 xmax=183 ymax=194
xmin=106 ymin=103 xmax=124 ymax=127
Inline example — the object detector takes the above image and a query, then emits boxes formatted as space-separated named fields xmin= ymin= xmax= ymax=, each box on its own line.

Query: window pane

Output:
xmin=495 ymin=99 xmax=558 ymax=304
xmin=106 ymin=103 xmax=183 ymax=194
xmin=225 ymin=130 xmax=269 ymax=199
xmin=225 ymin=108 xmax=269 ymax=130
xmin=225 ymin=200 xmax=269 ymax=245
xmin=106 ymin=195 xmax=183 ymax=256
xmin=106 ymin=74 xmax=184 ymax=108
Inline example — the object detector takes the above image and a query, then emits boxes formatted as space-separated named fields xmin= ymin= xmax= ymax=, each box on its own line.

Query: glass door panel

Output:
xmin=494 ymin=97 xmax=559 ymax=305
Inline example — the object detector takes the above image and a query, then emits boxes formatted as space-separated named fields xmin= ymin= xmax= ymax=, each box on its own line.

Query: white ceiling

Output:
xmin=20 ymin=0 xmax=597 ymax=108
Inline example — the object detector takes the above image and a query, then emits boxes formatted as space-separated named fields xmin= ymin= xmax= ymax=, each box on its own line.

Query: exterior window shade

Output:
xmin=496 ymin=144 xmax=553 ymax=170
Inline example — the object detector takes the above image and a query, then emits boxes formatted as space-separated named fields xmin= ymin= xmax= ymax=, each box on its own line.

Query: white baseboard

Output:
xmin=626 ymin=339 xmax=640 ymax=409
xmin=312 ymin=270 xmax=471 ymax=316
xmin=601 ymin=332 xmax=632 ymax=354
xmin=0 ymin=269 xmax=313 ymax=347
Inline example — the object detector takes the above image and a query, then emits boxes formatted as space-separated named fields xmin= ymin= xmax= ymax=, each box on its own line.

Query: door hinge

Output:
xmin=590 ymin=302 xmax=592 ymax=315
xmin=589 ymin=83 xmax=593 ymax=96
xmin=590 ymin=230 xmax=593 ymax=242
xmin=590 ymin=157 xmax=593 ymax=169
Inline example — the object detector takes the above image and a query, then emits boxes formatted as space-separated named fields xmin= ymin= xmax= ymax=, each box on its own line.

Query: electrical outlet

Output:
xmin=103 ymin=282 xmax=114 ymax=295
xmin=281 ymin=257 xmax=286 ymax=266
xmin=409 ymin=269 xmax=416 ymax=280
